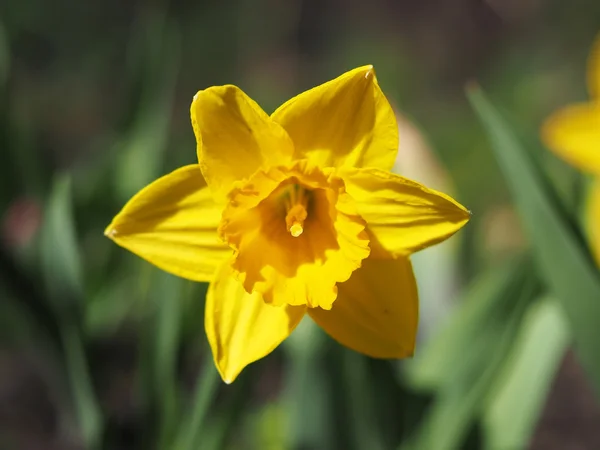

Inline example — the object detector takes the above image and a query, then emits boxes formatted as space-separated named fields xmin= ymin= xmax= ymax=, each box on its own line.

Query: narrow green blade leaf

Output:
xmin=406 ymin=256 xmax=527 ymax=390
xmin=40 ymin=175 xmax=83 ymax=305
xmin=283 ymin=319 xmax=334 ymax=450
xmin=39 ymin=175 xmax=103 ymax=448
xmin=467 ymin=86 xmax=600 ymax=397
xmin=340 ymin=350 xmax=386 ymax=450
xmin=85 ymin=275 xmax=136 ymax=336
xmin=200 ymin=370 xmax=254 ymax=450
xmin=153 ymin=272 xmax=184 ymax=450
xmin=401 ymin=258 xmax=538 ymax=450
xmin=62 ymin=322 xmax=104 ymax=449
xmin=483 ymin=297 xmax=569 ymax=449
xmin=172 ymin=354 xmax=220 ymax=450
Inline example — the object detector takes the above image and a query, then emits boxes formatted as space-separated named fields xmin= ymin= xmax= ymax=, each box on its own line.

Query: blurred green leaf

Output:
xmin=467 ymin=85 xmax=600 ymax=397
xmin=283 ymin=319 xmax=334 ymax=450
xmin=39 ymin=175 xmax=103 ymax=448
xmin=254 ymin=402 xmax=289 ymax=450
xmin=402 ymin=257 xmax=538 ymax=450
xmin=84 ymin=275 xmax=136 ymax=336
xmin=115 ymin=14 xmax=182 ymax=202
xmin=179 ymin=282 xmax=209 ymax=341
xmin=172 ymin=354 xmax=220 ymax=450
xmin=483 ymin=297 xmax=569 ymax=449
xmin=153 ymin=273 xmax=184 ymax=450
xmin=341 ymin=350 xmax=386 ymax=450
xmin=406 ymin=256 xmax=528 ymax=390
xmin=40 ymin=175 xmax=83 ymax=305
xmin=201 ymin=370 xmax=255 ymax=450
xmin=62 ymin=322 xmax=103 ymax=449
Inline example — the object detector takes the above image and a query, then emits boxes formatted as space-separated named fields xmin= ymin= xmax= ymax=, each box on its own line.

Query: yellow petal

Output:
xmin=219 ymin=160 xmax=370 ymax=309
xmin=309 ymin=255 xmax=418 ymax=358
xmin=586 ymin=180 xmax=600 ymax=267
xmin=271 ymin=65 xmax=398 ymax=171
xmin=542 ymin=102 xmax=600 ymax=174
xmin=191 ymin=85 xmax=294 ymax=200
xmin=205 ymin=262 xmax=306 ymax=383
xmin=341 ymin=167 xmax=470 ymax=256
xmin=105 ymin=165 xmax=230 ymax=282
xmin=587 ymin=33 xmax=600 ymax=98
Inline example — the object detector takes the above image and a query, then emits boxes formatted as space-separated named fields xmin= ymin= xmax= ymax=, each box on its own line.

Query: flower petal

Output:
xmin=309 ymin=255 xmax=418 ymax=358
xmin=341 ymin=167 xmax=470 ymax=256
xmin=105 ymin=165 xmax=230 ymax=282
xmin=271 ymin=65 xmax=398 ymax=170
xmin=206 ymin=262 xmax=306 ymax=383
xmin=191 ymin=85 xmax=294 ymax=200
xmin=587 ymin=33 xmax=600 ymax=98
xmin=542 ymin=102 xmax=600 ymax=174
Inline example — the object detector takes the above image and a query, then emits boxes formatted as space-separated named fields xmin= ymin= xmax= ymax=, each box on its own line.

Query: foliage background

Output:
xmin=1 ymin=0 xmax=600 ymax=449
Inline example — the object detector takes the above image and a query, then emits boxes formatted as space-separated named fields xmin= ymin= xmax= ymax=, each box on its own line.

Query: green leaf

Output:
xmin=62 ymin=322 xmax=104 ymax=449
xmin=483 ymin=297 xmax=569 ymax=449
xmin=283 ymin=319 xmax=334 ymax=450
xmin=85 ymin=279 xmax=135 ymax=336
xmin=200 ymin=370 xmax=255 ymax=450
xmin=115 ymin=14 xmax=181 ymax=202
xmin=39 ymin=175 xmax=103 ymax=448
xmin=467 ymin=85 xmax=600 ymax=397
xmin=40 ymin=175 xmax=83 ymax=306
xmin=405 ymin=256 xmax=528 ymax=390
xmin=340 ymin=350 xmax=386 ymax=450
xmin=153 ymin=273 xmax=184 ymax=450
xmin=171 ymin=354 xmax=221 ymax=450
xmin=401 ymin=257 xmax=539 ymax=450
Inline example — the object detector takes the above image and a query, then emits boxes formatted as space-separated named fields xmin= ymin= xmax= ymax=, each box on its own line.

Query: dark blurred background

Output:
xmin=1 ymin=1 xmax=600 ymax=449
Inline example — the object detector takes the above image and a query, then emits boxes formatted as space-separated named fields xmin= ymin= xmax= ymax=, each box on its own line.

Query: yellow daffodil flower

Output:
xmin=105 ymin=66 xmax=470 ymax=383
xmin=542 ymin=35 xmax=600 ymax=262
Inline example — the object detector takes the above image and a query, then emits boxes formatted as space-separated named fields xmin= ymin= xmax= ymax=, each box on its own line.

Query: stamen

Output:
xmin=290 ymin=221 xmax=303 ymax=237
xmin=285 ymin=185 xmax=309 ymax=238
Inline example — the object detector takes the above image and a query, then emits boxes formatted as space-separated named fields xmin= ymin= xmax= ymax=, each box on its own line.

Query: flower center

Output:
xmin=284 ymin=185 xmax=309 ymax=237
xmin=218 ymin=160 xmax=370 ymax=308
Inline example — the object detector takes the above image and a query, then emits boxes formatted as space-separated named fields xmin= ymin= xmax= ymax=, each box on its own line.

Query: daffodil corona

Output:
xmin=106 ymin=66 xmax=470 ymax=383
xmin=542 ymin=35 xmax=600 ymax=262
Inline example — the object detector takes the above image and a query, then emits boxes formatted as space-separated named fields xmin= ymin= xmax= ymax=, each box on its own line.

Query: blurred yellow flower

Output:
xmin=542 ymin=35 xmax=600 ymax=261
xmin=105 ymin=66 xmax=470 ymax=383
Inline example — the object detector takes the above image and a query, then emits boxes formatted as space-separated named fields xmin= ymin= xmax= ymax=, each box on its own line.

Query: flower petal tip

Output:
xmin=215 ymin=363 xmax=236 ymax=384
xmin=104 ymin=227 xmax=117 ymax=238
xmin=457 ymin=205 xmax=472 ymax=222
xmin=220 ymin=368 xmax=240 ymax=385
